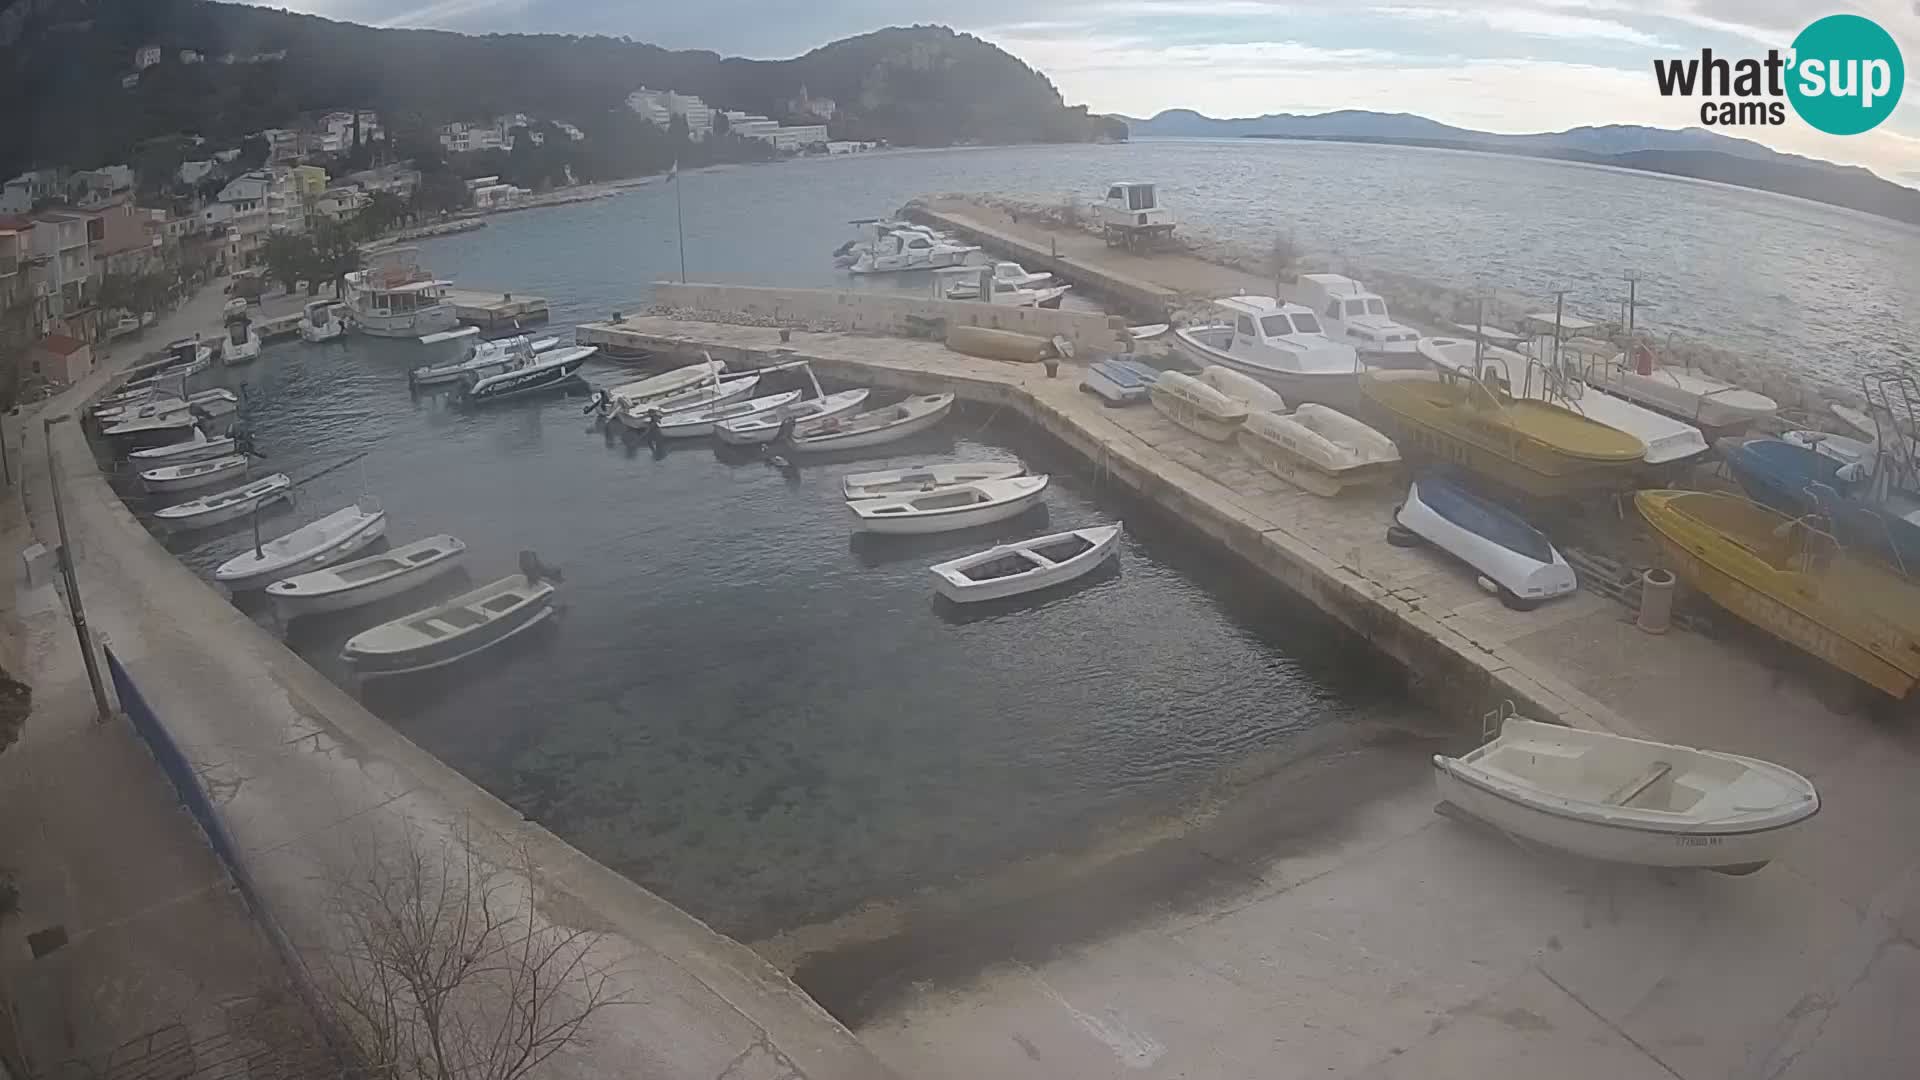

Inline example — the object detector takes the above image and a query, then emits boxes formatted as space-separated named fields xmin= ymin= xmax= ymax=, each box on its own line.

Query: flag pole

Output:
xmin=673 ymin=160 xmax=686 ymax=283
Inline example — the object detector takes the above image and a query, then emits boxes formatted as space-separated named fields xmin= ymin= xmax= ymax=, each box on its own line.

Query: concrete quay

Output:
xmin=585 ymin=315 xmax=1920 ymax=1080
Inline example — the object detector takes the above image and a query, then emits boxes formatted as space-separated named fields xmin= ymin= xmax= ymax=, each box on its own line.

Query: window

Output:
xmin=1366 ymin=299 xmax=1387 ymax=315
xmin=1106 ymin=186 xmax=1123 ymax=202
xmin=1236 ymin=315 xmax=1256 ymax=337
xmin=1325 ymin=301 xmax=1341 ymax=320
xmin=1259 ymin=314 xmax=1294 ymax=336
xmin=1292 ymin=313 xmax=1324 ymax=334
xmin=1128 ymin=185 xmax=1154 ymax=211
xmin=1346 ymin=300 xmax=1366 ymax=316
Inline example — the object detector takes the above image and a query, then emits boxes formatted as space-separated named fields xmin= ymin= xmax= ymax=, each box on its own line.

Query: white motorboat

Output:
xmin=183 ymin=388 xmax=240 ymax=420
xmin=714 ymin=389 xmax=870 ymax=445
xmin=342 ymin=247 xmax=458 ymax=338
xmin=842 ymin=461 xmax=1026 ymax=500
xmin=410 ymin=334 xmax=560 ymax=386
xmin=600 ymin=357 xmax=728 ymax=409
xmin=213 ymin=498 xmax=389 ymax=590
xmin=102 ymin=409 xmax=199 ymax=447
xmin=219 ymin=316 xmax=262 ymax=365
xmin=1171 ymin=297 xmax=1361 ymax=409
xmin=458 ymin=346 xmax=596 ymax=403
xmin=342 ymin=573 xmax=557 ymax=677
xmin=142 ymin=454 xmax=250 ymax=494
xmin=1434 ymin=715 xmax=1818 ymax=874
xmin=152 ymin=473 xmax=292 ymax=531
xmin=848 ymin=229 xmax=983 ymax=274
xmin=1583 ymin=351 xmax=1777 ymax=432
xmin=935 ymin=266 xmax=1069 ymax=308
xmin=848 ymin=474 xmax=1050 ymax=535
xmin=1196 ymin=365 xmax=1289 ymax=413
xmin=128 ymin=429 xmax=237 ymax=467
xmin=267 ymin=534 xmax=467 ymax=619
xmin=944 ymin=261 xmax=1054 ymax=298
xmin=1148 ymin=370 xmax=1247 ymax=441
xmin=612 ymin=374 xmax=761 ymax=427
xmin=1393 ymin=471 xmax=1576 ymax=610
xmin=654 ymin=390 xmax=802 ymax=439
xmin=1236 ymin=405 xmax=1400 ymax=496
xmin=1292 ymin=274 xmax=1422 ymax=359
xmin=787 ymin=394 xmax=955 ymax=454
xmin=299 ymin=299 xmax=347 ymax=343
xmin=930 ymin=524 xmax=1122 ymax=603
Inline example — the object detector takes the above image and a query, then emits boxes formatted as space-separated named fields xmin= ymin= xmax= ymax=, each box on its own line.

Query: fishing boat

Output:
xmin=1292 ymin=274 xmax=1423 ymax=360
xmin=298 ymin=299 xmax=346 ymax=343
xmin=1636 ymin=489 xmax=1920 ymax=699
xmin=842 ymin=461 xmax=1027 ymax=500
xmin=848 ymin=474 xmax=1050 ymax=535
xmin=1170 ymin=297 xmax=1360 ymax=408
xmin=786 ymin=394 xmax=956 ymax=454
xmin=847 ymin=229 xmax=983 ymax=274
xmin=1148 ymin=370 xmax=1247 ymax=441
xmin=129 ymin=429 xmax=238 ymax=467
xmin=152 ymin=473 xmax=292 ymax=531
xmin=409 ymin=334 xmax=560 ymax=386
xmin=1394 ymin=470 xmax=1577 ymax=609
xmin=655 ymin=389 xmax=802 ymax=439
xmin=218 ymin=316 xmax=262 ymax=365
xmin=1080 ymin=358 xmax=1160 ymax=406
xmin=1237 ymin=404 xmax=1400 ymax=496
xmin=1196 ymin=365 xmax=1289 ymax=413
xmin=266 ymin=534 xmax=467 ymax=619
xmin=934 ymin=265 xmax=1069 ymax=308
xmin=213 ymin=498 xmax=389 ymax=590
xmin=142 ymin=453 xmax=250 ymax=494
xmin=930 ymin=524 xmax=1123 ymax=603
xmin=1434 ymin=713 xmax=1818 ymax=874
xmin=1582 ymin=349 xmax=1777 ymax=432
xmin=610 ymin=374 xmax=760 ymax=427
xmin=714 ymin=388 xmax=870 ymax=445
xmin=342 ymin=573 xmax=558 ymax=677
xmin=458 ymin=345 xmax=596 ymax=403
xmin=342 ymin=247 xmax=458 ymax=338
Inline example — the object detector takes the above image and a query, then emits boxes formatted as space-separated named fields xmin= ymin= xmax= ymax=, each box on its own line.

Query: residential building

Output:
xmin=29 ymin=334 xmax=94 ymax=386
xmin=207 ymin=172 xmax=272 ymax=267
xmin=120 ymin=73 xmax=140 ymax=89
xmin=134 ymin=44 xmax=162 ymax=70
xmin=289 ymin=165 xmax=328 ymax=200
xmin=266 ymin=170 xmax=307 ymax=237
xmin=342 ymin=165 xmax=420 ymax=200
xmin=438 ymin=121 xmax=505 ymax=154
xmin=1 ymin=170 xmax=61 ymax=215
xmin=316 ymin=110 xmax=383 ymax=155
xmin=70 ymin=165 xmax=134 ymax=209
xmin=178 ymin=159 xmax=217 ymax=187
xmin=313 ymin=187 xmax=368 ymax=225
xmin=94 ymin=201 xmax=161 ymax=277
xmin=260 ymin=128 xmax=302 ymax=165
xmin=0 ymin=226 xmax=38 ymax=353
xmin=27 ymin=210 xmax=102 ymax=339
xmin=179 ymin=50 xmax=203 ymax=64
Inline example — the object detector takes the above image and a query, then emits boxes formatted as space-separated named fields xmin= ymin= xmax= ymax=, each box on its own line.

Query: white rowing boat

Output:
xmin=343 ymin=574 xmax=557 ymax=677
xmin=1148 ymin=370 xmax=1247 ymax=441
xmin=129 ymin=429 xmax=237 ymax=466
xmin=267 ymin=534 xmax=467 ymax=619
xmin=714 ymin=388 xmax=870 ymax=445
xmin=142 ymin=453 xmax=249 ymax=494
xmin=1434 ymin=715 xmax=1818 ymax=874
xmin=1236 ymin=404 xmax=1400 ymax=496
xmin=841 ymin=461 xmax=1026 ymax=500
xmin=1197 ymin=365 xmax=1288 ymax=413
xmin=787 ymin=394 xmax=955 ymax=454
xmin=930 ymin=524 xmax=1122 ymax=603
xmin=847 ymin=474 xmax=1049 ymax=535
xmin=612 ymin=373 xmax=760 ymax=426
xmin=655 ymin=390 xmax=802 ymax=439
xmin=152 ymin=473 xmax=292 ymax=531
xmin=212 ymin=498 xmax=388 ymax=590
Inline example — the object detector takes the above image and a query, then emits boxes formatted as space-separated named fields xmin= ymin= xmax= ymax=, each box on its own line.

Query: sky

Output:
xmin=242 ymin=1 xmax=1920 ymax=181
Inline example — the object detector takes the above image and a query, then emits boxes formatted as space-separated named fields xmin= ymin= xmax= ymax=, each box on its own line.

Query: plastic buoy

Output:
xmin=1637 ymin=568 xmax=1676 ymax=634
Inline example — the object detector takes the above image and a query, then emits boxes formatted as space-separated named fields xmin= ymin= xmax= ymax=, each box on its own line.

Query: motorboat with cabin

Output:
xmin=410 ymin=333 xmax=561 ymax=387
xmin=847 ymin=229 xmax=984 ymax=274
xmin=1292 ymin=274 xmax=1422 ymax=360
xmin=218 ymin=314 xmax=262 ymax=365
xmin=1171 ymin=297 xmax=1361 ymax=408
xmin=342 ymin=247 xmax=458 ymax=338
xmin=931 ymin=266 xmax=1069 ymax=308
xmin=298 ymin=299 xmax=347 ymax=343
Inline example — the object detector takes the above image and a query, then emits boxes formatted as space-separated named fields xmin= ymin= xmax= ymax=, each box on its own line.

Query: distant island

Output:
xmin=1118 ymin=109 xmax=1920 ymax=226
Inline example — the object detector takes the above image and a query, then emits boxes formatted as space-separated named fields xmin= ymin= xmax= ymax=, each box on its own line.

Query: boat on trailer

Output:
xmin=847 ymin=474 xmax=1050 ymax=535
xmin=212 ymin=498 xmax=389 ymax=590
xmin=1434 ymin=713 xmax=1818 ymax=875
xmin=930 ymin=524 xmax=1122 ymax=603
xmin=152 ymin=474 xmax=292 ymax=531
xmin=841 ymin=461 xmax=1026 ymax=500
xmin=342 ymin=573 xmax=558 ymax=677
xmin=267 ymin=534 xmax=467 ymax=619
xmin=1394 ymin=470 xmax=1577 ymax=610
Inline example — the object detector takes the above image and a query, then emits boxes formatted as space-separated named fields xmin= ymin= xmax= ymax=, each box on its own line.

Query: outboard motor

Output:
xmin=518 ymin=549 xmax=565 ymax=585
xmin=583 ymin=388 xmax=610 ymax=416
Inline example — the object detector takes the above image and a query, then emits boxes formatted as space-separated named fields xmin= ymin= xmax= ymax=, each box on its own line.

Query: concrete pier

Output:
xmin=446 ymin=287 xmax=551 ymax=334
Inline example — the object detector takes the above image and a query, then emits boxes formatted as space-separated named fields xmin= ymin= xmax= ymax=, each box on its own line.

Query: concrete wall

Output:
xmin=649 ymin=281 xmax=1132 ymax=355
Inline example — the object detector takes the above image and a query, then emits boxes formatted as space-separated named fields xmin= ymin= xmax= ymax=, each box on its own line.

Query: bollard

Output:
xmin=1637 ymin=568 xmax=1675 ymax=634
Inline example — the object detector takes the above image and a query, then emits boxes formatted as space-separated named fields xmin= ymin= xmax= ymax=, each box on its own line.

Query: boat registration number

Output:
xmin=1675 ymin=835 xmax=1723 ymax=848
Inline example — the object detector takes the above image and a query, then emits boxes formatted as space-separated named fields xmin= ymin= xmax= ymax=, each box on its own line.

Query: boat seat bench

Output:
xmin=1604 ymin=761 xmax=1673 ymax=807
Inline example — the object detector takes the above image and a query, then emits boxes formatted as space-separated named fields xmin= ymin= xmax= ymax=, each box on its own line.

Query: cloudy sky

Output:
xmin=245 ymin=0 xmax=1920 ymax=181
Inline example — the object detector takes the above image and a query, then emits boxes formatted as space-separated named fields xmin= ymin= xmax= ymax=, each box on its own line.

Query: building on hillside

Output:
xmin=723 ymin=111 xmax=780 ymax=140
xmin=733 ymin=121 xmax=829 ymax=153
xmin=626 ymin=88 xmax=714 ymax=139
xmin=1 ymin=170 xmax=61 ymax=215
xmin=342 ymin=165 xmax=420 ymax=200
xmin=24 ymin=210 xmax=102 ymax=340
xmin=266 ymin=170 xmax=307 ymax=237
xmin=438 ymin=122 xmax=505 ymax=154
xmin=177 ymin=159 xmax=216 ymax=187
xmin=121 ymin=73 xmax=140 ymax=89
xmin=314 ymin=110 xmax=383 ymax=155
xmin=259 ymin=128 xmax=302 ymax=165
xmin=179 ymin=50 xmax=203 ymax=64
xmin=625 ymin=88 xmax=671 ymax=127
xmin=134 ymin=44 xmax=162 ymax=70
xmin=70 ymin=165 xmax=134 ymax=209
xmin=289 ymin=165 xmax=328 ymax=200
xmin=787 ymin=84 xmax=836 ymax=120
xmin=554 ymin=122 xmax=586 ymax=142
xmin=313 ymin=187 xmax=368 ymax=225
xmin=207 ymin=172 xmax=272 ymax=268
xmin=29 ymin=334 xmax=94 ymax=387
xmin=214 ymin=148 xmax=241 ymax=164
xmin=0 ymin=226 xmax=38 ymax=353
xmin=93 ymin=202 xmax=161 ymax=277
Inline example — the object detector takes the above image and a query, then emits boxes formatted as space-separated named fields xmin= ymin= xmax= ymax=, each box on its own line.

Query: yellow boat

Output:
xmin=1636 ymin=489 xmax=1920 ymax=699
xmin=1359 ymin=369 xmax=1645 ymax=496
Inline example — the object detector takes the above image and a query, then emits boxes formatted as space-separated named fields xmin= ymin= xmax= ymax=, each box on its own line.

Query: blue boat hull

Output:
xmin=1725 ymin=438 xmax=1920 ymax=572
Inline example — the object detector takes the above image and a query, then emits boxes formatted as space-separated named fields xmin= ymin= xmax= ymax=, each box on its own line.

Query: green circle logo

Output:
xmin=1787 ymin=14 xmax=1904 ymax=135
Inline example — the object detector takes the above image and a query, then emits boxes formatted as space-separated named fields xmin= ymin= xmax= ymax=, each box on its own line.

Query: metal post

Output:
xmin=674 ymin=164 xmax=687 ymax=284
xmin=1551 ymin=290 xmax=1566 ymax=370
xmin=1626 ymin=277 xmax=1637 ymax=335
xmin=43 ymin=416 xmax=113 ymax=723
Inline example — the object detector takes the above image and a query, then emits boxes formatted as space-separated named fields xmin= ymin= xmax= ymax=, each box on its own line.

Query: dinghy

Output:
xmin=930 ymin=524 xmax=1122 ymax=603
xmin=128 ymin=428 xmax=236 ymax=466
xmin=1236 ymin=405 xmax=1400 ymax=496
xmin=654 ymin=390 xmax=802 ymax=439
xmin=267 ymin=534 xmax=467 ymax=619
xmin=212 ymin=498 xmax=388 ymax=590
xmin=787 ymin=394 xmax=955 ymax=454
xmin=842 ymin=461 xmax=1026 ymax=500
xmin=342 ymin=573 xmax=558 ymax=677
xmin=152 ymin=474 xmax=292 ymax=531
xmin=458 ymin=345 xmax=595 ymax=403
xmin=1080 ymin=358 xmax=1159 ymax=405
xmin=611 ymin=373 xmax=760 ymax=426
xmin=1394 ymin=471 xmax=1577 ymax=609
xmin=142 ymin=453 xmax=250 ymax=494
xmin=714 ymin=388 xmax=870 ymax=445
xmin=1148 ymin=370 xmax=1248 ymax=441
xmin=848 ymin=474 xmax=1050 ymax=535
xmin=1197 ymin=365 xmax=1289 ymax=413
xmin=1434 ymin=714 xmax=1818 ymax=874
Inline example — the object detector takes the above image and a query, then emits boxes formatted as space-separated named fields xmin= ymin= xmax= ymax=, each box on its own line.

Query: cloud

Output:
xmin=1369 ymin=3 xmax=1677 ymax=48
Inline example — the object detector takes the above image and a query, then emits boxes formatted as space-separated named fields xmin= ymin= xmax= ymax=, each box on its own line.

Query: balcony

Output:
xmin=0 ymin=254 xmax=18 ymax=278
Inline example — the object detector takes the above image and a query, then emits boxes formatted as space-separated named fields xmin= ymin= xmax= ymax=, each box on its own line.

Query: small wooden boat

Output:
xmin=1434 ymin=715 xmax=1818 ymax=874
xmin=787 ymin=394 xmax=955 ymax=454
xmin=129 ymin=429 xmax=237 ymax=466
xmin=1197 ymin=365 xmax=1288 ymax=413
xmin=848 ymin=474 xmax=1050 ymax=535
xmin=1148 ymin=370 xmax=1247 ymax=441
xmin=267 ymin=534 xmax=467 ymax=619
xmin=603 ymin=357 xmax=728 ymax=407
xmin=610 ymin=373 xmax=760 ymax=426
xmin=714 ymin=388 xmax=869 ymax=445
xmin=153 ymin=473 xmax=292 ymax=531
xmin=1636 ymin=489 xmax=1920 ymax=698
xmin=458 ymin=346 xmax=595 ymax=403
xmin=1395 ymin=471 xmax=1576 ymax=609
xmin=842 ymin=461 xmax=1026 ymax=500
xmin=342 ymin=574 xmax=557 ymax=677
xmin=930 ymin=524 xmax=1122 ymax=603
xmin=1237 ymin=405 xmax=1400 ymax=496
xmin=142 ymin=453 xmax=249 ymax=494
xmin=655 ymin=390 xmax=802 ymax=439
xmin=946 ymin=325 xmax=1050 ymax=364
xmin=213 ymin=498 xmax=389 ymax=590
xmin=1080 ymin=358 xmax=1159 ymax=405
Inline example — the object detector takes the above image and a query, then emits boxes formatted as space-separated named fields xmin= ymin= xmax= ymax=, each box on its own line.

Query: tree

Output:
xmin=309 ymin=221 xmax=361 ymax=296
xmin=413 ymin=169 xmax=470 ymax=217
xmin=237 ymin=133 xmax=271 ymax=171
xmin=357 ymin=189 xmax=407 ymax=240
xmin=712 ymin=110 xmax=730 ymax=137
xmin=263 ymin=232 xmax=311 ymax=295
xmin=311 ymin=828 xmax=628 ymax=1080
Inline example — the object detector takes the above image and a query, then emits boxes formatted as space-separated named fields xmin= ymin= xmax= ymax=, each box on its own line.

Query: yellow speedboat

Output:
xmin=1360 ymin=368 xmax=1644 ymax=496
xmin=1636 ymin=490 xmax=1920 ymax=699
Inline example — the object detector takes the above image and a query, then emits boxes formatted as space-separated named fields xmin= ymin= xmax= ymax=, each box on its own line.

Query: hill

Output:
xmin=1116 ymin=109 xmax=1920 ymax=224
xmin=0 ymin=1 xmax=1121 ymax=177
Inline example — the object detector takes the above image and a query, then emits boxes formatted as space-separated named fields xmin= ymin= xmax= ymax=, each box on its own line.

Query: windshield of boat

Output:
xmin=1290 ymin=312 xmax=1323 ymax=334
xmin=1366 ymin=298 xmax=1388 ymax=315
xmin=1259 ymin=314 xmax=1295 ymax=336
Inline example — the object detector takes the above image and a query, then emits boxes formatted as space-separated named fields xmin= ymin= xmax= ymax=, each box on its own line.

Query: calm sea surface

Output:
xmin=147 ymin=139 xmax=1911 ymax=937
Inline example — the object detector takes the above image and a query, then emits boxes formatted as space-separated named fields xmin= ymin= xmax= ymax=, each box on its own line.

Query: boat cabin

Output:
xmin=1099 ymin=181 xmax=1177 ymax=248
xmin=1212 ymin=296 xmax=1358 ymax=375
xmin=1293 ymin=273 xmax=1420 ymax=355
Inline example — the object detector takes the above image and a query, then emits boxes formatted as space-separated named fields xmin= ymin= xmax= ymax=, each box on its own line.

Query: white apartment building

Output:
xmin=626 ymin=87 xmax=714 ymax=139
xmin=438 ymin=121 xmax=506 ymax=154
xmin=207 ymin=172 xmax=272 ymax=266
